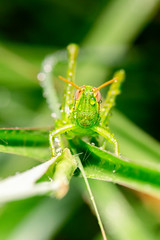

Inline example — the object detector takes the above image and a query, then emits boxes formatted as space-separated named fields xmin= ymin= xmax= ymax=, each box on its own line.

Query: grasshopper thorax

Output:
xmin=73 ymin=86 xmax=101 ymax=128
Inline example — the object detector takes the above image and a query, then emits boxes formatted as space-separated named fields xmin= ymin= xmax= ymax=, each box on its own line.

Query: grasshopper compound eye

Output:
xmin=96 ymin=91 xmax=101 ymax=102
xmin=75 ymin=89 xmax=81 ymax=100
xmin=92 ymin=87 xmax=101 ymax=102
xmin=92 ymin=77 xmax=117 ymax=102
xmin=75 ymin=86 xmax=86 ymax=100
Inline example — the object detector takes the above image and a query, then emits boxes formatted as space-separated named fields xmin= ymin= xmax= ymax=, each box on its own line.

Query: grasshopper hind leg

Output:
xmin=100 ymin=70 xmax=125 ymax=127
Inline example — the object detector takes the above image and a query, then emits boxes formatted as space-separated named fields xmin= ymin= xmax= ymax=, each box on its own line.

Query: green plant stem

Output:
xmin=76 ymin=156 xmax=107 ymax=240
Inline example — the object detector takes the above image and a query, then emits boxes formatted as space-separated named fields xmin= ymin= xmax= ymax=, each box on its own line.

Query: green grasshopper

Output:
xmin=48 ymin=44 xmax=125 ymax=157
xmin=38 ymin=44 xmax=125 ymax=240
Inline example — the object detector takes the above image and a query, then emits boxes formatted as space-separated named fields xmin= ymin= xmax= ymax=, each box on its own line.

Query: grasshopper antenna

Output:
xmin=58 ymin=76 xmax=81 ymax=90
xmin=93 ymin=77 xmax=117 ymax=92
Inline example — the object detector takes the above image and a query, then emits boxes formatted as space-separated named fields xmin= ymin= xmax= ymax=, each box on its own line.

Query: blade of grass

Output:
xmin=0 ymin=145 xmax=50 ymax=162
xmin=78 ymin=139 xmax=160 ymax=199
xmin=0 ymin=128 xmax=50 ymax=161
xmin=0 ymin=128 xmax=49 ymax=146
xmin=110 ymin=110 xmax=160 ymax=163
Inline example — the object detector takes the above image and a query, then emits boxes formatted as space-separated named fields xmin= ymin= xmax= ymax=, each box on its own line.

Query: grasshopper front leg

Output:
xmin=49 ymin=124 xmax=77 ymax=157
xmin=93 ymin=126 xmax=119 ymax=156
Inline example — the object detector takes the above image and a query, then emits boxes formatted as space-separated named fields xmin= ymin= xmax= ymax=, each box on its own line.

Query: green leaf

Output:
xmin=79 ymin=140 xmax=160 ymax=199
xmin=0 ymin=128 xmax=50 ymax=161
xmin=110 ymin=110 xmax=160 ymax=164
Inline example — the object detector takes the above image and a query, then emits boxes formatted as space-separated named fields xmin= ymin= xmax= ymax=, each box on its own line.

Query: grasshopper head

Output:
xmin=73 ymin=86 xmax=101 ymax=128
xmin=58 ymin=75 xmax=116 ymax=128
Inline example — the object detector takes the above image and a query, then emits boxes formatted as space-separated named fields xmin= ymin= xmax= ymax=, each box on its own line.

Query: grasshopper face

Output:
xmin=73 ymin=86 xmax=101 ymax=128
xmin=58 ymin=75 xmax=115 ymax=128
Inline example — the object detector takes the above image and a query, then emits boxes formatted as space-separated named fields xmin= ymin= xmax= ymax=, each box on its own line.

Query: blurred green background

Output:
xmin=0 ymin=0 xmax=160 ymax=239
xmin=0 ymin=0 xmax=160 ymax=140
